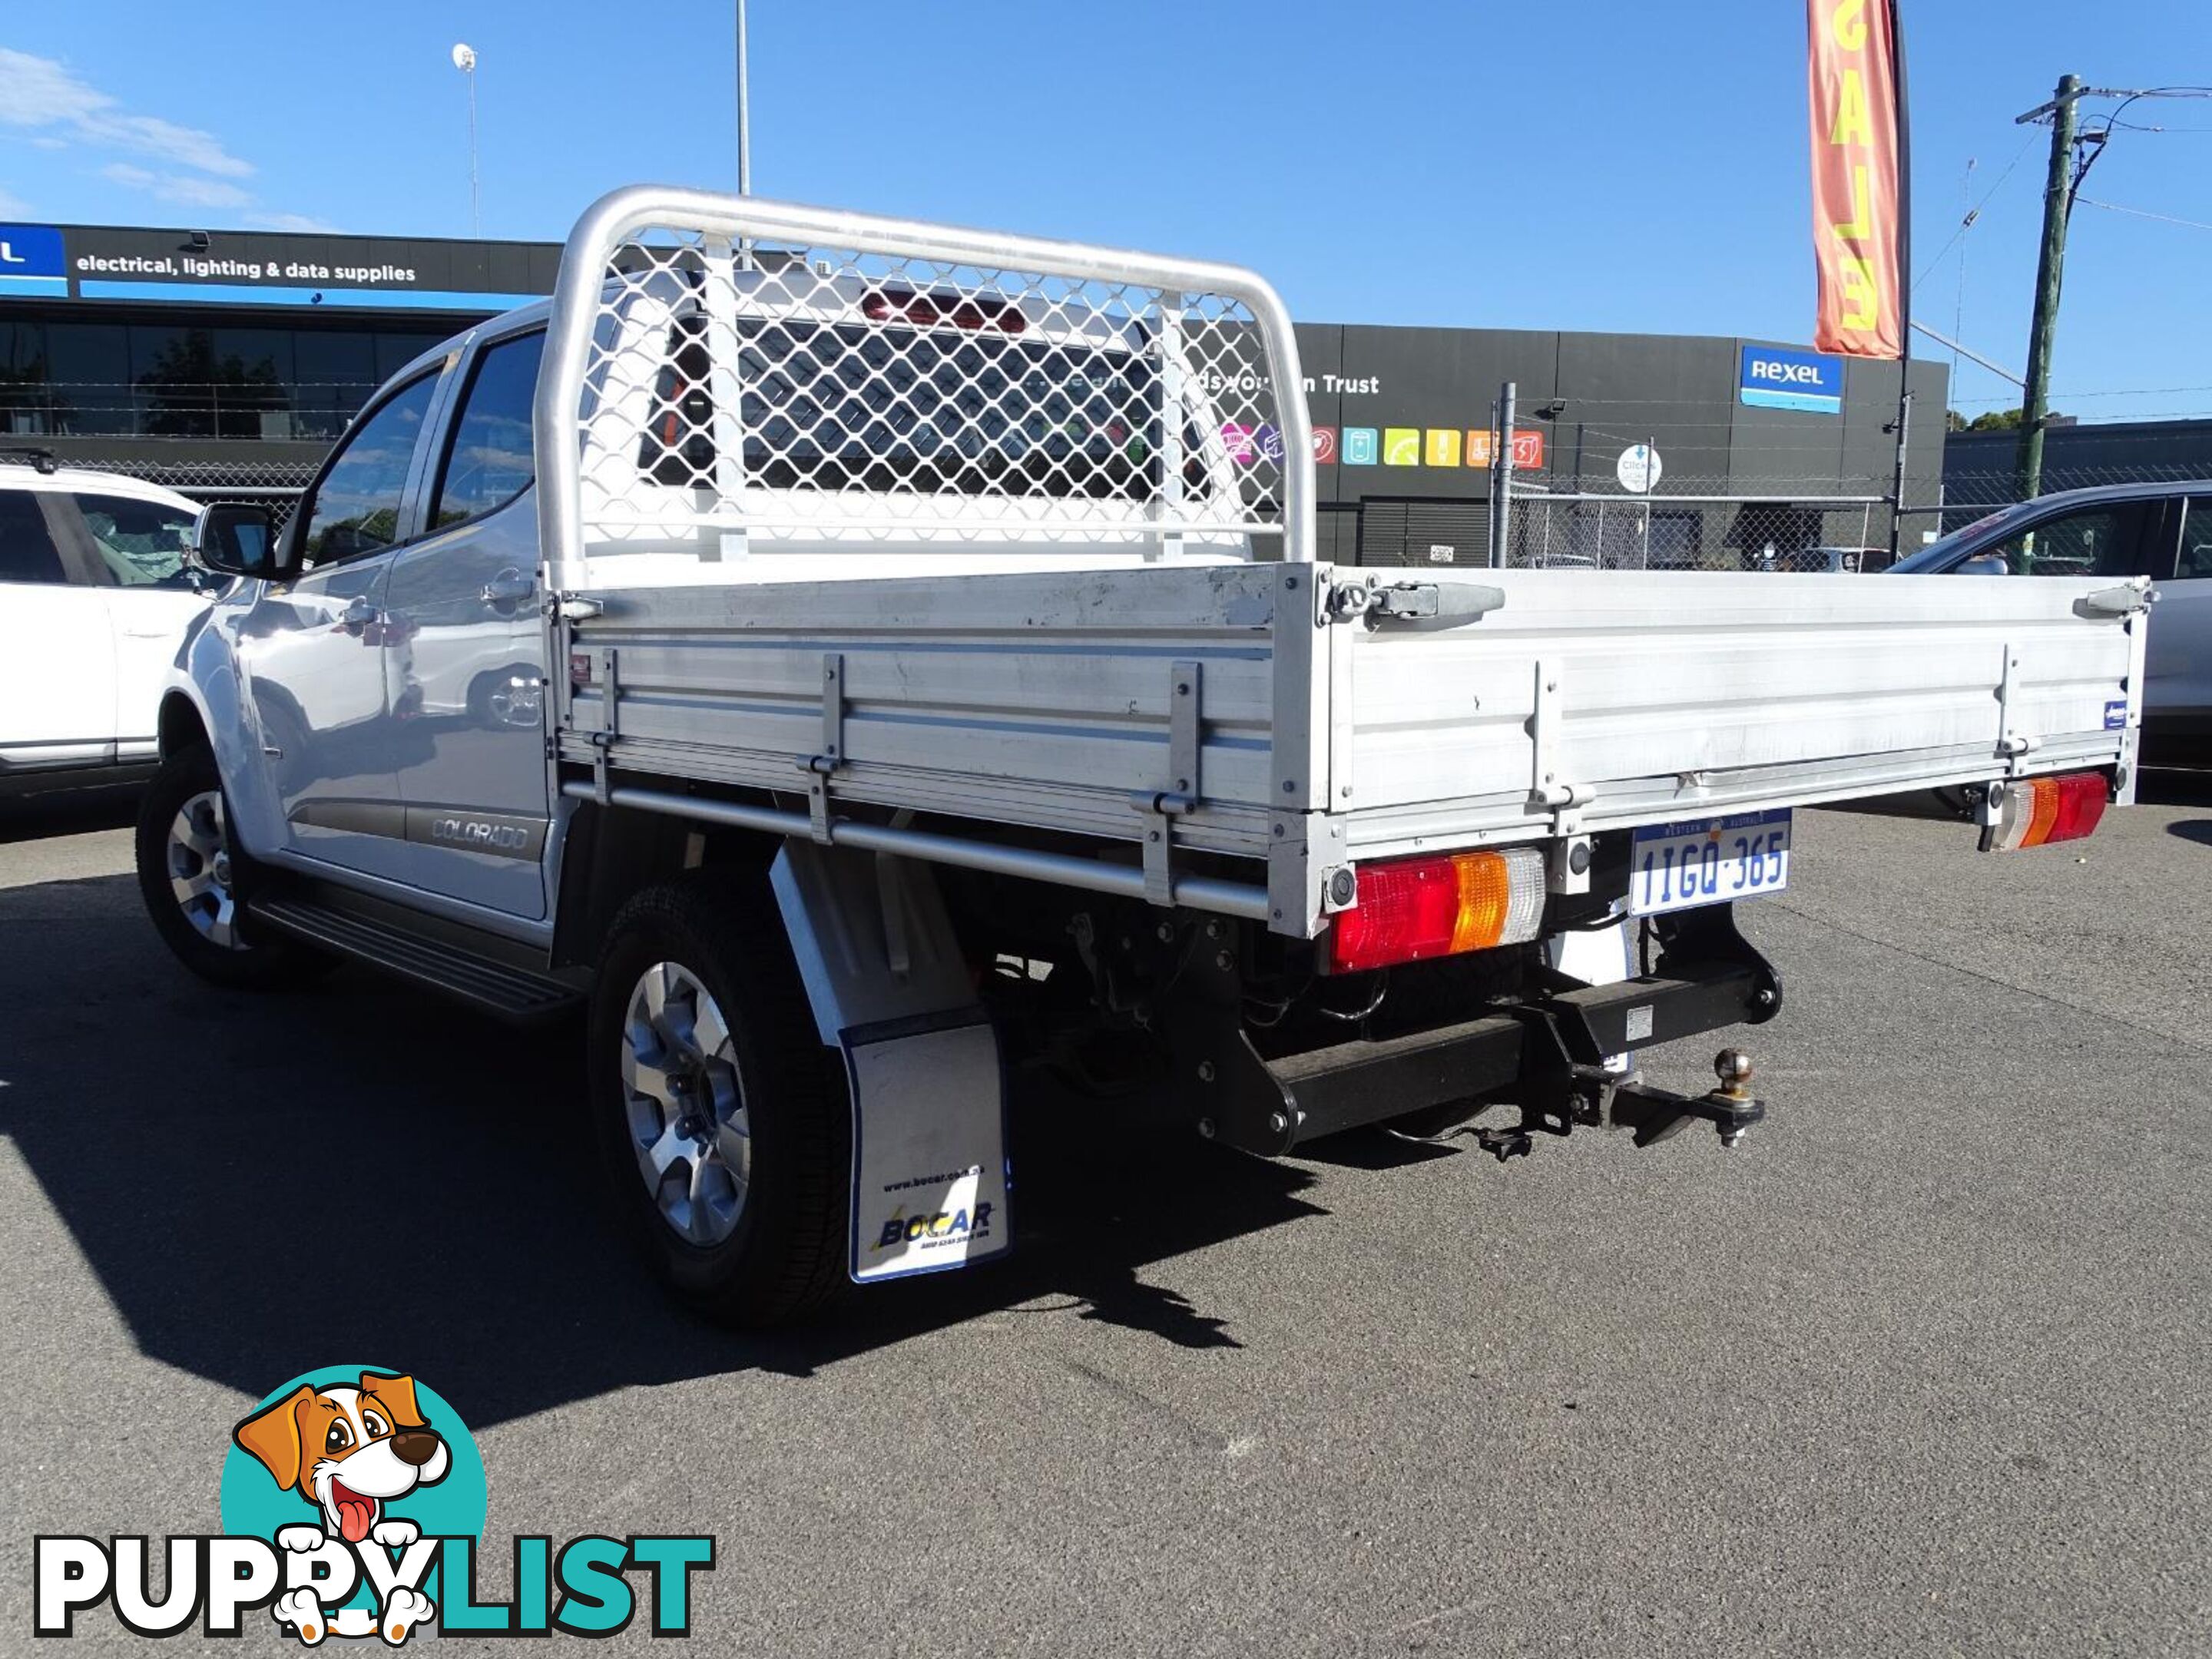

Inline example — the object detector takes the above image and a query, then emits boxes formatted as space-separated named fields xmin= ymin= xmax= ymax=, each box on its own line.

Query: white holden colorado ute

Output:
xmin=138 ymin=190 xmax=2149 ymax=1324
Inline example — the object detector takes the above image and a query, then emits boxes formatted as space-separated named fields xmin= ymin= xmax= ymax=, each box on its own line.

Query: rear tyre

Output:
xmin=133 ymin=743 xmax=333 ymax=990
xmin=587 ymin=873 xmax=849 ymax=1326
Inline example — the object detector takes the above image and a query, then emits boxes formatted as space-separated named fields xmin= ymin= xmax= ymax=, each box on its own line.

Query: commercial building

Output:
xmin=1 ymin=217 xmax=1948 ymax=565
xmin=1943 ymin=416 xmax=2212 ymax=522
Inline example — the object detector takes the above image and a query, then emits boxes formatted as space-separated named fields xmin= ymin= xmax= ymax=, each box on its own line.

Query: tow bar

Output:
xmin=1472 ymin=1050 xmax=1768 ymax=1161
xmin=1605 ymin=1049 xmax=1767 ymax=1150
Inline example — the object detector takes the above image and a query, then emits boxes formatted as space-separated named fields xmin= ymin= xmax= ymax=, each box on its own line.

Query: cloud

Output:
xmin=0 ymin=186 xmax=26 ymax=217
xmin=245 ymin=211 xmax=345 ymax=234
xmin=1 ymin=48 xmax=335 ymax=228
xmin=101 ymin=162 xmax=253 ymax=209
xmin=0 ymin=48 xmax=252 ymax=177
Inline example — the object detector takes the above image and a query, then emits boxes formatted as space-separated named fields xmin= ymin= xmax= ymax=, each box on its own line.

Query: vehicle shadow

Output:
xmin=2138 ymin=766 xmax=2212 ymax=809
xmin=0 ymin=873 xmax=1326 ymax=1426
xmin=2165 ymin=819 xmax=2212 ymax=847
xmin=0 ymin=786 xmax=141 ymax=846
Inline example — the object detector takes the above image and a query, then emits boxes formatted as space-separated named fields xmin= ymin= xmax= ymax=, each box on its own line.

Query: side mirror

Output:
xmin=1957 ymin=552 xmax=2010 ymax=576
xmin=194 ymin=503 xmax=280 ymax=579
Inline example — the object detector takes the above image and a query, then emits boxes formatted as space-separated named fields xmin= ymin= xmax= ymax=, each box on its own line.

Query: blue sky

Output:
xmin=2 ymin=1 xmax=2207 ymax=422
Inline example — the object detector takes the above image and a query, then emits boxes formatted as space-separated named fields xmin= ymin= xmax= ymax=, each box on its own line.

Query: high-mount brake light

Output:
xmin=1325 ymin=846 xmax=1546 ymax=974
xmin=861 ymin=287 xmax=1026 ymax=334
xmin=1985 ymin=772 xmax=2109 ymax=852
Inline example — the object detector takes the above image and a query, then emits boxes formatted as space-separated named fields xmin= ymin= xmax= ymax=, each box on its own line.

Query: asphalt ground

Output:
xmin=2 ymin=774 xmax=2207 ymax=1656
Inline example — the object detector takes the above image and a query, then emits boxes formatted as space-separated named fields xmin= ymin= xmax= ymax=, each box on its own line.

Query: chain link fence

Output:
xmin=1500 ymin=484 xmax=1889 ymax=571
xmin=1327 ymin=479 xmax=1898 ymax=572
xmin=59 ymin=456 xmax=313 ymax=528
xmin=1939 ymin=462 xmax=2211 ymax=531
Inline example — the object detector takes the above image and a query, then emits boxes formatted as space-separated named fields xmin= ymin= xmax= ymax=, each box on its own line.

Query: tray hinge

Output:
xmin=1527 ymin=658 xmax=1590 ymax=829
xmin=800 ymin=651 xmax=846 ymax=843
xmin=1131 ymin=659 xmax=1202 ymax=907
xmin=589 ymin=645 xmax=620 ymax=805
xmin=1995 ymin=641 xmax=2034 ymax=773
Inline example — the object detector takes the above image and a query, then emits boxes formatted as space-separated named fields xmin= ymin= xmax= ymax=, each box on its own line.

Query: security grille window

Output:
xmin=0 ymin=491 xmax=67 ymax=584
xmin=560 ymin=226 xmax=1297 ymax=559
xmin=636 ymin=310 xmax=1183 ymax=502
xmin=71 ymin=494 xmax=200 ymax=588
xmin=299 ymin=370 xmax=439 ymax=567
xmin=432 ymin=330 xmax=545 ymax=528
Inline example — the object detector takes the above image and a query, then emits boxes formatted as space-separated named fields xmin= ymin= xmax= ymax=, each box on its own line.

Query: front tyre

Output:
xmin=588 ymin=874 xmax=849 ymax=1326
xmin=133 ymin=744 xmax=331 ymax=990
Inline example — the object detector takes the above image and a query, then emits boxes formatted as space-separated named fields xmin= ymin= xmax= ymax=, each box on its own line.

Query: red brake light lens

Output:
xmin=861 ymin=287 xmax=1026 ymax=334
xmin=1325 ymin=847 xmax=1545 ymax=974
xmin=1986 ymin=771 xmax=2109 ymax=850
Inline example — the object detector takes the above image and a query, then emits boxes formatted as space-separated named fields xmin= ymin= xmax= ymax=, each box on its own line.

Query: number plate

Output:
xmin=1630 ymin=809 xmax=1791 ymax=916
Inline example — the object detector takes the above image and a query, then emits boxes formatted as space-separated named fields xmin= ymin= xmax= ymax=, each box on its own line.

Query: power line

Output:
xmin=1911 ymin=134 xmax=2036 ymax=291
xmin=2074 ymin=195 xmax=2212 ymax=233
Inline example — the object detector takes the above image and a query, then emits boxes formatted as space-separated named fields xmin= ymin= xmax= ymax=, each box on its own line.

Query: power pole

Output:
xmin=2015 ymin=73 xmax=2081 ymax=502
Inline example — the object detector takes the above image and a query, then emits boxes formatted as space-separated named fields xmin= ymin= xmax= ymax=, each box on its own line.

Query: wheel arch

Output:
xmin=157 ymin=690 xmax=210 ymax=759
xmin=551 ymin=795 xmax=782 ymax=971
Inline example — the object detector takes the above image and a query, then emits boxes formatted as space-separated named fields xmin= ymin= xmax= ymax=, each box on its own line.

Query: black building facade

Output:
xmin=0 ymin=217 xmax=1948 ymax=565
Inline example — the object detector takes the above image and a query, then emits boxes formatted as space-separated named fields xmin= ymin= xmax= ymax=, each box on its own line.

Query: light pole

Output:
xmin=735 ymin=1 xmax=751 ymax=194
xmin=452 ymin=43 xmax=481 ymax=236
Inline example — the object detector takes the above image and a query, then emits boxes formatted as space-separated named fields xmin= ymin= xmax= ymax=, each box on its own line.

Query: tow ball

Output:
xmin=1469 ymin=1048 xmax=1768 ymax=1162
xmin=1606 ymin=1049 xmax=1767 ymax=1150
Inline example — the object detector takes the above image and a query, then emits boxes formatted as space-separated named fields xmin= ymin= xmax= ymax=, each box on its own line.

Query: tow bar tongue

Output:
xmin=1607 ymin=1050 xmax=1767 ymax=1150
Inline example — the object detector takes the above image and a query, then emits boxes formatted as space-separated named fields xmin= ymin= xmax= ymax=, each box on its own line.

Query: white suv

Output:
xmin=0 ymin=451 xmax=210 ymax=796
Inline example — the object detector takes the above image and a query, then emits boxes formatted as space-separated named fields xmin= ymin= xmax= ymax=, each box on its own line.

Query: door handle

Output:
xmin=482 ymin=569 xmax=535 ymax=607
xmin=339 ymin=596 xmax=378 ymax=634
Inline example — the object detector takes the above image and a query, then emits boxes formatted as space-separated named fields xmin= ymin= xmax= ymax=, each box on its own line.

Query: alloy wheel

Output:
xmin=166 ymin=790 xmax=247 ymax=950
xmin=618 ymin=961 xmax=752 ymax=1245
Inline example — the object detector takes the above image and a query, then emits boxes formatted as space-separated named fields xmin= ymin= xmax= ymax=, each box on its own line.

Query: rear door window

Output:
xmin=0 ymin=488 xmax=69 ymax=584
xmin=2178 ymin=498 xmax=2212 ymax=580
xmin=429 ymin=329 xmax=544 ymax=529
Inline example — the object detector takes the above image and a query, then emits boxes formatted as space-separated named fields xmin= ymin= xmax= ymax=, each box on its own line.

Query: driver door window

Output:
xmin=298 ymin=371 xmax=440 ymax=567
xmin=1982 ymin=502 xmax=2154 ymax=578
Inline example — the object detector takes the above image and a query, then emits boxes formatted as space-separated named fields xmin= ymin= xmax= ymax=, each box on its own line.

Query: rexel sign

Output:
xmin=0 ymin=224 xmax=68 ymax=297
xmin=1738 ymin=344 xmax=1843 ymax=416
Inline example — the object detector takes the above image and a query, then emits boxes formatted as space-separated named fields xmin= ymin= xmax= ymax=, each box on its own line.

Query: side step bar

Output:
xmin=249 ymin=895 xmax=581 ymax=1022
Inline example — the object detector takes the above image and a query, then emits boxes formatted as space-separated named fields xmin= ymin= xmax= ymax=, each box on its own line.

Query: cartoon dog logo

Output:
xmin=233 ymin=1373 xmax=449 ymax=1644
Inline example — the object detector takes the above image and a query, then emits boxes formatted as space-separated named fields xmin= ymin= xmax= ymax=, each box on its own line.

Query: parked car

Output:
xmin=0 ymin=450 xmax=210 ymax=796
xmin=1889 ymin=480 xmax=2212 ymax=760
xmin=1744 ymin=545 xmax=1876 ymax=574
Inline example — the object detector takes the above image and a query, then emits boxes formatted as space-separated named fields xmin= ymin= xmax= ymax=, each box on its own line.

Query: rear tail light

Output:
xmin=1985 ymin=772 xmax=2108 ymax=851
xmin=1325 ymin=846 xmax=1545 ymax=974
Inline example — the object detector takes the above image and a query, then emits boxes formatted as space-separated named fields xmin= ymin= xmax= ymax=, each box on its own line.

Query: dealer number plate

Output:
xmin=1630 ymin=809 xmax=1791 ymax=916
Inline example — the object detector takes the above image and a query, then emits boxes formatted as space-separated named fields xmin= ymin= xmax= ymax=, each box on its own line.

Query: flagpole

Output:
xmin=1887 ymin=0 xmax=1914 ymax=564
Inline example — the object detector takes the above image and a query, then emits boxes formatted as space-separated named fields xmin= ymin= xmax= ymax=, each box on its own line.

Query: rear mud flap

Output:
xmin=845 ymin=1012 xmax=1011 ymax=1283
xmin=769 ymin=839 xmax=1012 ymax=1284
